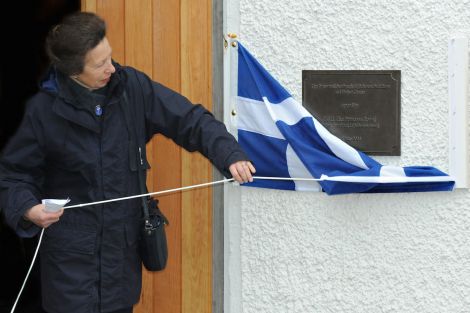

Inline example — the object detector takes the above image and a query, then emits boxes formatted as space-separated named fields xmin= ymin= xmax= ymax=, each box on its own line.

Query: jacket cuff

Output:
xmin=18 ymin=216 xmax=33 ymax=229
xmin=221 ymin=150 xmax=251 ymax=178
xmin=12 ymin=198 xmax=41 ymax=238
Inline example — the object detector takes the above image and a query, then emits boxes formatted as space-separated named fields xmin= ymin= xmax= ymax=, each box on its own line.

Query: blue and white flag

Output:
xmin=236 ymin=42 xmax=455 ymax=195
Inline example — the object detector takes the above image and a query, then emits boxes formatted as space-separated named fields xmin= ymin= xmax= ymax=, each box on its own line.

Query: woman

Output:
xmin=0 ymin=12 xmax=255 ymax=313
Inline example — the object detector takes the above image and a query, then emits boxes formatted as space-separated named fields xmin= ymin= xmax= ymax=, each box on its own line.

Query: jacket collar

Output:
xmin=40 ymin=62 xmax=125 ymax=133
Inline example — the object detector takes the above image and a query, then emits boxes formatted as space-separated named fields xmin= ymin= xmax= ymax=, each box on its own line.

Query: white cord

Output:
xmin=9 ymin=228 xmax=45 ymax=313
xmin=9 ymin=177 xmax=236 ymax=313
xmin=64 ymin=178 xmax=235 ymax=209
xmin=9 ymin=174 xmax=453 ymax=313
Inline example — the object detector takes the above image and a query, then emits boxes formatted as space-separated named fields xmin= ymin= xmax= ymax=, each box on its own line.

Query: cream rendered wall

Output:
xmin=237 ymin=1 xmax=470 ymax=312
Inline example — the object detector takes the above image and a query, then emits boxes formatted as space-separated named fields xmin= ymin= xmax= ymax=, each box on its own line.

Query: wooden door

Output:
xmin=81 ymin=1 xmax=214 ymax=312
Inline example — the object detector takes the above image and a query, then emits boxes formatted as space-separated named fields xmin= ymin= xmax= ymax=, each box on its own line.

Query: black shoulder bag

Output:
xmin=121 ymin=90 xmax=169 ymax=272
xmin=137 ymin=166 xmax=169 ymax=271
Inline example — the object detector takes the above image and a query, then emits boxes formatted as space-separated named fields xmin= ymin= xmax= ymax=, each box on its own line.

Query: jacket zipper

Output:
xmin=98 ymin=120 xmax=105 ymax=311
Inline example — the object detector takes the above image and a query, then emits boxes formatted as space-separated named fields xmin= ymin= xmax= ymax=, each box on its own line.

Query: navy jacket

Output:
xmin=0 ymin=63 xmax=248 ymax=313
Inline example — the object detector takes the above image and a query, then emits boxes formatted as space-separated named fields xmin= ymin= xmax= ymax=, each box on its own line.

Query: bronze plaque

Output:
xmin=302 ymin=70 xmax=401 ymax=155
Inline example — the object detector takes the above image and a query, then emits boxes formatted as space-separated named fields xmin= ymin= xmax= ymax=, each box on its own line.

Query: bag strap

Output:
xmin=137 ymin=152 xmax=151 ymax=223
xmin=120 ymin=90 xmax=151 ymax=222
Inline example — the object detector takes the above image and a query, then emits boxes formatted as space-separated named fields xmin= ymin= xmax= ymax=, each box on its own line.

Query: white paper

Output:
xmin=42 ymin=198 xmax=70 ymax=213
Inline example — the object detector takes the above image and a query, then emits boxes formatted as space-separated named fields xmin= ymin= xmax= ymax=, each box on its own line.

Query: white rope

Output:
xmin=10 ymin=177 xmax=235 ymax=313
xmin=252 ymin=176 xmax=321 ymax=182
xmin=64 ymin=178 xmax=235 ymax=209
xmin=10 ymin=178 xmax=234 ymax=313
xmin=9 ymin=228 xmax=45 ymax=313
xmin=9 ymin=173 xmax=454 ymax=313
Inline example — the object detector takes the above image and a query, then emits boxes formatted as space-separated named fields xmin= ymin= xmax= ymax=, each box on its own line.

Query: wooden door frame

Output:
xmin=81 ymin=1 xmax=226 ymax=312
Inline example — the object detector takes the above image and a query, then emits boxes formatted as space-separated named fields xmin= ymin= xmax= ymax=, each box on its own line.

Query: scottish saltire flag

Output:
xmin=236 ymin=42 xmax=455 ymax=195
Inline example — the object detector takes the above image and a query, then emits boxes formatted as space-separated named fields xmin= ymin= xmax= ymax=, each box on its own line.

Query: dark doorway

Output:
xmin=0 ymin=1 xmax=80 ymax=312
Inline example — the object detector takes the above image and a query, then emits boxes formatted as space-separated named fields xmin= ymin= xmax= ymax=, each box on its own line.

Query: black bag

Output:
xmin=120 ymin=91 xmax=169 ymax=272
xmin=139 ymin=197 xmax=169 ymax=271
xmin=135 ymin=141 xmax=169 ymax=271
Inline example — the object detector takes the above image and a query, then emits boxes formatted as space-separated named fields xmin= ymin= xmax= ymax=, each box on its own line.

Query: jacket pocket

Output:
xmin=43 ymin=223 xmax=97 ymax=255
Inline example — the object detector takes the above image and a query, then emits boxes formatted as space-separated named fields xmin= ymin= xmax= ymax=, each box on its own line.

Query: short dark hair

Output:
xmin=46 ymin=12 xmax=106 ymax=76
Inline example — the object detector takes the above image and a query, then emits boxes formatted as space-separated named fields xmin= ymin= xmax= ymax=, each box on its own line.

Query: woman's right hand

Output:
xmin=24 ymin=204 xmax=64 ymax=228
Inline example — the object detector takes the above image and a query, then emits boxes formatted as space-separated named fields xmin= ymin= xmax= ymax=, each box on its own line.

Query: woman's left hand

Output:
xmin=229 ymin=161 xmax=256 ymax=184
